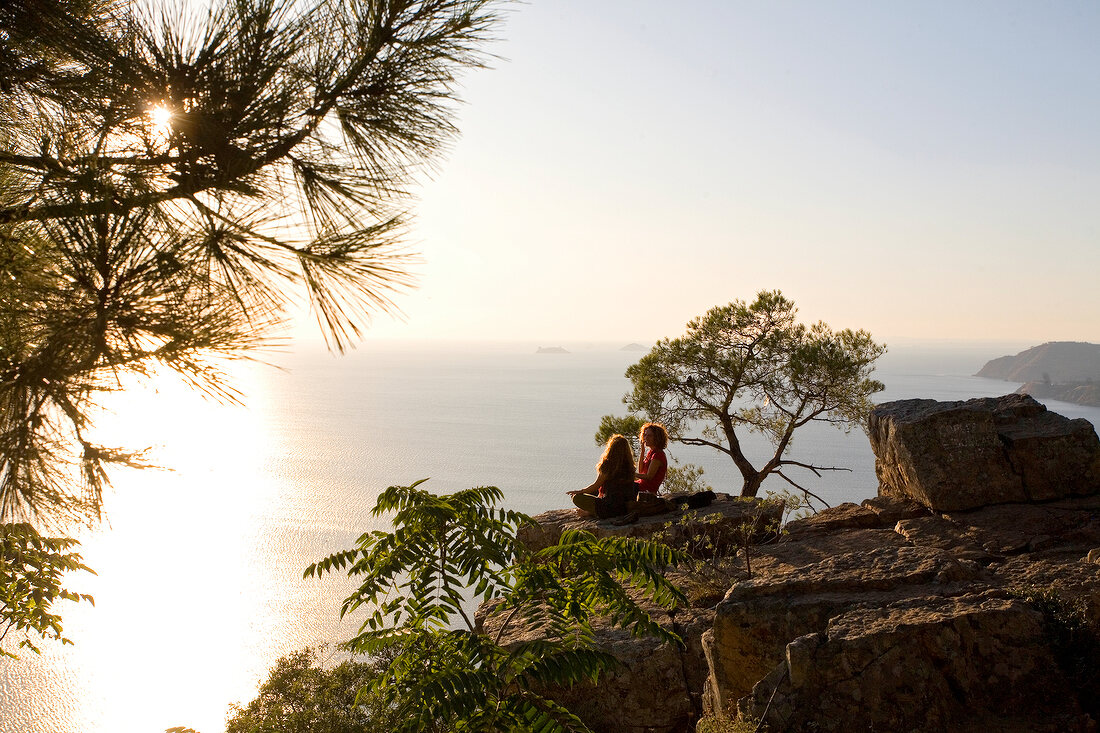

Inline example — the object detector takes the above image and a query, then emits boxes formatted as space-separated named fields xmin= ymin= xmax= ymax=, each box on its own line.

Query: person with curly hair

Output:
xmin=635 ymin=422 xmax=669 ymax=494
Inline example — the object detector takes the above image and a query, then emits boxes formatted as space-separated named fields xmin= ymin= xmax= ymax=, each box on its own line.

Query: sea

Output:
xmin=2 ymin=339 xmax=1099 ymax=733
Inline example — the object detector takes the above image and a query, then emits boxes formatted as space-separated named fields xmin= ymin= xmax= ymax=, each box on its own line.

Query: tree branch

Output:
xmin=675 ymin=436 xmax=730 ymax=456
xmin=773 ymin=471 xmax=829 ymax=512
xmin=778 ymin=459 xmax=852 ymax=475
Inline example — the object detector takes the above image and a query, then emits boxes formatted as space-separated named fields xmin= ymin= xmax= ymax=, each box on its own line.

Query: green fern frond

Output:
xmin=309 ymin=479 xmax=688 ymax=730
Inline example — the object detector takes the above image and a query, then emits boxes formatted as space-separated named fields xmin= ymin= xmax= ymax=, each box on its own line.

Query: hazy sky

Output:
xmin=313 ymin=0 xmax=1100 ymax=347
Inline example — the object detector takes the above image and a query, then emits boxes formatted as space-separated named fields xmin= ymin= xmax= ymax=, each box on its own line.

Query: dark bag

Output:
xmin=670 ymin=490 xmax=717 ymax=509
xmin=627 ymin=491 xmax=672 ymax=516
xmin=686 ymin=490 xmax=716 ymax=508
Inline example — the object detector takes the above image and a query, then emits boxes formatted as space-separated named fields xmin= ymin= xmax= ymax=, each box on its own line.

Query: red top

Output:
xmin=635 ymin=448 xmax=667 ymax=494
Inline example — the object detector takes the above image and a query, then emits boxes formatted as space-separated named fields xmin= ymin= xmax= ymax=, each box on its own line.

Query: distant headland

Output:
xmin=536 ymin=346 xmax=569 ymax=354
xmin=976 ymin=341 xmax=1100 ymax=407
xmin=620 ymin=343 xmax=647 ymax=352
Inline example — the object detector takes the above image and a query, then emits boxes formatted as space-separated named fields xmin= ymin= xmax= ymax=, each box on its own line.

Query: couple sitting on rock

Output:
xmin=567 ymin=422 xmax=668 ymax=521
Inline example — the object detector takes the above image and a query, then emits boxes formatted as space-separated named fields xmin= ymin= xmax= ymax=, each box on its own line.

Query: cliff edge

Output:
xmin=490 ymin=394 xmax=1100 ymax=733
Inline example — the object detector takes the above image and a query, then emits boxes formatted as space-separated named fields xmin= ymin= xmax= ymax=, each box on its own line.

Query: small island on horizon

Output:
xmin=977 ymin=341 xmax=1100 ymax=407
xmin=620 ymin=342 xmax=647 ymax=352
xmin=536 ymin=346 xmax=569 ymax=354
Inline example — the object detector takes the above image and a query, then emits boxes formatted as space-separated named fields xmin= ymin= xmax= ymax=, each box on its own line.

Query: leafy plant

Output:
xmin=0 ymin=522 xmax=94 ymax=658
xmin=661 ymin=459 xmax=713 ymax=497
xmin=663 ymin=510 xmax=732 ymax=562
xmin=763 ymin=487 xmax=815 ymax=524
xmin=661 ymin=488 xmax=807 ymax=584
xmin=306 ymin=480 xmax=688 ymax=733
xmin=696 ymin=709 xmax=765 ymax=733
xmin=226 ymin=646 xmax=394 ymax=733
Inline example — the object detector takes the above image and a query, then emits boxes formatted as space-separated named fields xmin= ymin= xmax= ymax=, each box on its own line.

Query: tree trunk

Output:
xmin=740 ymin=473 xmax=764 ymax=498
xmin=722 ymin=419 xmax=761 ymax=497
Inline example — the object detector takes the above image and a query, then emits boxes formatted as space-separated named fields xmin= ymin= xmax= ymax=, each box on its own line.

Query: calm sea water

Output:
xmin=2 ymin=340 xmax=1097 ymax=733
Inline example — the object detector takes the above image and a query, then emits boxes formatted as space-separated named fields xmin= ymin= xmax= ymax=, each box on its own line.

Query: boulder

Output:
xmin=705 ymin=539 xmax=982 ymax=710
xmin=739 ymin=594 xmax=1094 ymax=733
xmin=869 ymin=394 xmax=1100 ymax=511
xmin=860 ymin=494 xmax=931 ymax=524
xmin=783 ymin=501 xmax=882 ymax=538
xmin=941 ymin=495 xmax=1100 ymax=558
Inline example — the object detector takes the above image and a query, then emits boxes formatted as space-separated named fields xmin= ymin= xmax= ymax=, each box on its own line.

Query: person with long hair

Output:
xmin=567 ymin=434 xmax=636 ymax=518
xmin=635 ymin=422 xmax=669 ymax=494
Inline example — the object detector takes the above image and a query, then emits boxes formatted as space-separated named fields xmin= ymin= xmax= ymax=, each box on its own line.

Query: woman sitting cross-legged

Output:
xmin=567 ymin=434 xmax=637 ymax=519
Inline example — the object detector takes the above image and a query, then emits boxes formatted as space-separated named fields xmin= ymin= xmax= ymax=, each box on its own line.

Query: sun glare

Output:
xmin=148 ymin=104 xmax=173 ymax=135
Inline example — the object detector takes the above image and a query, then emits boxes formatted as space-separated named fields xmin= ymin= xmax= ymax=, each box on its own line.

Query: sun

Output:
xmin=147 ymin=104 xmax=173 ymax=134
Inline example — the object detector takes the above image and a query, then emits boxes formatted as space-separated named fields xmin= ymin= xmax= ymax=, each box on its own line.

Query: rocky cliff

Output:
xmin=978 ymin=342 xmax=1100 ymax=407
xmin=976 ymin=341 xmax=1100 ymax=383
xmin=490 ymin=394 xmax=1100 ymax=733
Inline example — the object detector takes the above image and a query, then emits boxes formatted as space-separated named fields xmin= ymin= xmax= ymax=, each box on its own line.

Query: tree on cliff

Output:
xmin=0 ymin=0 xmax=502 ymax=653
xmin=601 ymin=290 xmax=885 ymax=500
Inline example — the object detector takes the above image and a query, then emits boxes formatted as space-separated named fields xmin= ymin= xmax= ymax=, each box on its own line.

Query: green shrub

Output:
xmin=662 ymin=461 xmax=713 ymax=496
xmin=695 ymin=709 xmax=762 ymax=733
xmin=226 ymin=646 xmax=394 ymax=733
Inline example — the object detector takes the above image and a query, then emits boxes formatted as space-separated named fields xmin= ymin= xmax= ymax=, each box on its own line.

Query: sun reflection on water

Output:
xmin=0 ymin=362 xmax=369 ymax=733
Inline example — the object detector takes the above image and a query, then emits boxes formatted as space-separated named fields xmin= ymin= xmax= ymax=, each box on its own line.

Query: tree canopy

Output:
xmin=604 ymin=290 xmax=885 ymax=499
xmin=225 ymin=646 xmax=394 ymax=733
xmin=0 ymin=0 xmax=502 ymax=528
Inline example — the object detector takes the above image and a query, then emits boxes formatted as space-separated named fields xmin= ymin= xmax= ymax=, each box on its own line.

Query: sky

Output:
xmin=301 ymin=0 xmax=1100 ymax=347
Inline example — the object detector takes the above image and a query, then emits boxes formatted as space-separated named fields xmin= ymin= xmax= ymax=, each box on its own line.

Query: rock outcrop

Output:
xmin=720 ymin=495 xmax=1100 ymax=732
xmin=869 ymin=393 xmax=1100 ymax=511
xmin=738 ymin=593 xmax=1094 ymax=733
xmin=478 ymin=597 xmax=715 ymax=733
xmin=517 ymin=494 xmax=782 ymax=554
xmin=485 ymin=395 xmax=1100 ymax=733
xmin=484 ymin=496 xmax=780 ymax=732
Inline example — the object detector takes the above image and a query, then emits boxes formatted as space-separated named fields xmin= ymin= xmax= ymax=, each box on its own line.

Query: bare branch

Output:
xmin=773 ymin=471 xmax=829 ymax=512
xmin=778 ymin=459 xmax=853 ymax=475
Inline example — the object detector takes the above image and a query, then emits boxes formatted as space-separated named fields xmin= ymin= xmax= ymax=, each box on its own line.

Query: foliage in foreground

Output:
xmin=0 ymin=0 xmax=503 ymax=658
xmin=226 ymin=646 xmax=393 ymax=733
xmin=0 ymin=522 xmax=94 ymax=658
xmin=0 ymin=0 xmax=502 ymax=528
xmin=602 ymin=289 xmax=885 ymax=499
xmin=306 ymin=480 xmax=688 ymax=733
